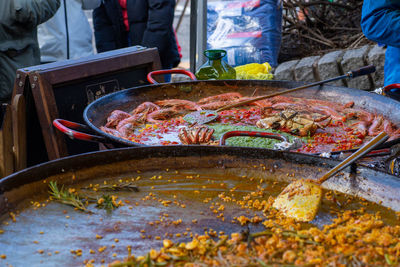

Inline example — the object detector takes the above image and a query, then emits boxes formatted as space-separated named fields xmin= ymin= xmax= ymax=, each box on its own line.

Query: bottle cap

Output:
xmin=204 ymin=49 xmax=226 ymax=60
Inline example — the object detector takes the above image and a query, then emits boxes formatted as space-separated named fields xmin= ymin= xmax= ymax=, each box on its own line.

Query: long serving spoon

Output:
xmin=272 ymin=131 xmax=389 ymax=222
xmin=183 ymin=65 xmax=376 ymax=125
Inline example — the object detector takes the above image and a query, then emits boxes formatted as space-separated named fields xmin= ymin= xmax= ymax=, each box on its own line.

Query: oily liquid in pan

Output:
xmin=0 ymin=168 xmax=398 ymax=266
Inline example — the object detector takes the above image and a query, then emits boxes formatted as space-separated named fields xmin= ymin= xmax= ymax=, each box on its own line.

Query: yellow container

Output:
xmin=235 ymin=62 xmax=274 ymax=80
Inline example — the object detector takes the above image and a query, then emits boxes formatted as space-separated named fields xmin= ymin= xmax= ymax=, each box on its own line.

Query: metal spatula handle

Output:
xmin=217 ymin=65 xmax=376 ymax=112
xmin=317 ymin=131 xmax=389 ymax=184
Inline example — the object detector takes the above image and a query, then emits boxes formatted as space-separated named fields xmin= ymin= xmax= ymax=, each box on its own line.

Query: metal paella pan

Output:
xmin=0 ymin=146 xmax=399 ymax=266
xmin=77 ymin=80 xmax=400 ymax=147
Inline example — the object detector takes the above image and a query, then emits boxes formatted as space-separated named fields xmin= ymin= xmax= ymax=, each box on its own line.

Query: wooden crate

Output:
xmin=12 ymin=46 xmax=162 ymax=164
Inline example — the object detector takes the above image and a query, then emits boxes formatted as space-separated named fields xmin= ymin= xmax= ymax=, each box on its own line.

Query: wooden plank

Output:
xmin=11 ymin=70 xmax=50 ymax=167
xmin=12 ymin=70 xmax=29 ymax=97
xmin=29 ymin=73 xmax=67 ymax=159
xmin=12 ymin=94 xmax=27 ymax=171
xmin=0 ymin=105 xmax=14 ymax=177
xmin=27 ymin=47 xmax=163 ymax=85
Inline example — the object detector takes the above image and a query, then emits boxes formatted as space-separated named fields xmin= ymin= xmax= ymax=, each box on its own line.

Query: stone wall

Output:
xmin=171 ymin=44 xmax=386 ymax=89
xmin=274 ymin=44 xmax=386 ymax=90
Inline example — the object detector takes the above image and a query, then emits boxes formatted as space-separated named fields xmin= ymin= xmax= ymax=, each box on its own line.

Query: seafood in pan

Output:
xmin=256 ymin=108 xmax=332 ymax=137
xmin=101 ymin=92 xmax=400 ymax=153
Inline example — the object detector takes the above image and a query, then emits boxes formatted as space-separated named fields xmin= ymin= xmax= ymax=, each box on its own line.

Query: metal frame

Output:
xmin=174 ymin=0 xmax=190 ymax=32
xmin=190 ymin=0 xmax=208 ymax=73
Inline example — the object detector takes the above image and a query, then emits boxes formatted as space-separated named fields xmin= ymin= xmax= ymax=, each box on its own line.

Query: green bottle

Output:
xmin=195 ymin=49 xmax=236 ymax=80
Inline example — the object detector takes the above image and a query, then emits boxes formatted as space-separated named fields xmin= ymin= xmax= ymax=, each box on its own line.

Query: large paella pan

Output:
xmin=54 ymin=78 xmax=400 ymax=156
xmin=0 ymin=146 xmax=399 ymax=266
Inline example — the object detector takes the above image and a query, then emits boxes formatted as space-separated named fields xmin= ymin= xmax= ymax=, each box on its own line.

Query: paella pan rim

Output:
xmin=1 ymin=145 xmax=399 ymax=195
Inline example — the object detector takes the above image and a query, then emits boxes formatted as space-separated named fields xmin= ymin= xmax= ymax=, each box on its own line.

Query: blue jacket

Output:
xmin=361 ymin=0 xmax=400 ymax=86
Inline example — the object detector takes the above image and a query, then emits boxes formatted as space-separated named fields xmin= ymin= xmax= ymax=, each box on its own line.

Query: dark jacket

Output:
xmin=0 ymin=0 xmax=60 ymax=100
xmin=361 ymin=0 xmax=400 ymax=86
xmin=93 ymin=0 xmax=180 ymax=69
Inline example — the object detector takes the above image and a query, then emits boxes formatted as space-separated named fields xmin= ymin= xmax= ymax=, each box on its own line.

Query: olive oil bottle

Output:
xmin=195 ymin=49 xmax=236 ymax=80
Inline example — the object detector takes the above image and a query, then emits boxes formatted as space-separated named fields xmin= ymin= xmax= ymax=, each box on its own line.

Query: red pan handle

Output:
xmin=147 ymin=69 xmax=197 ymax=84
xmin=53 ymin=119 xmax=106 ymax=143
xmin=383 ymin=83 xmax=400 ymax=95
xmin=219 ymin=131 xmax=288 ymax=145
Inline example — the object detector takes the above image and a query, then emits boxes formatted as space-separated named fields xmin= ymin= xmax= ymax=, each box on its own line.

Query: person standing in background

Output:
xmin=93 ymin=0 xmax=181 ymax=80
xmin=361 ymin=0 xmax=400 ymax=86
xmin=38 ymin=0 xmax=100 ymax=63
xmin=0 ymin=0 xmax=60 ymax=102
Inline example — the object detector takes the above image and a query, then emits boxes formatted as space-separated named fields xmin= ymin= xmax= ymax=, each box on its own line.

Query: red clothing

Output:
xmin=173 ymin=29 xmax=182 ymax=59
xmin=119 ymin=0 xmax=129 ymax=31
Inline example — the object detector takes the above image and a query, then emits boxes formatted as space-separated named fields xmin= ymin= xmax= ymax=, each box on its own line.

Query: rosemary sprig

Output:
xmin=82 ymin=182 xmax=139 ymax=192
xmin=385 ymin=254 xmax=394 ymax=265
xmin=48 ymin=181 xmax=90 ymax=213
xmin=108 ymin=261 xmax=137 ymax=267
xmin=214 ymin=234 xmax=229 ymax=249
xmin=96 ymin=195 xmax=119 ymax=212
